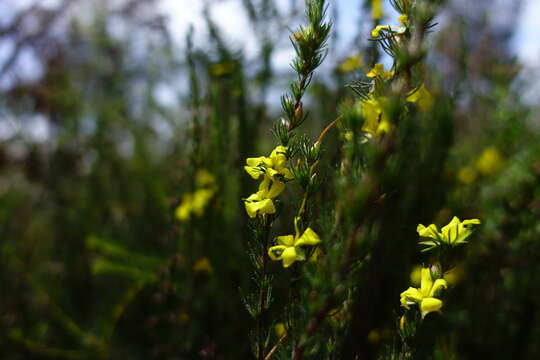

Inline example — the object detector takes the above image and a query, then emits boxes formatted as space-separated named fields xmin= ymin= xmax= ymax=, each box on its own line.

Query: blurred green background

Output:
xmin=1 ymin=0 xmax=539 ymax=359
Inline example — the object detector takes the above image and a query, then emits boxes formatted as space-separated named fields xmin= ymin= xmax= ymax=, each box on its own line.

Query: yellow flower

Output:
xmin=417 ymin=216 xmax=481 ymax=251
xmin=196 ymin=170 xmax=216 ymax=187
xmin=338 ymin=53 xmax=363 ymax=73
xmin=175 ymin=193 xmax=193 ymax=222
xmin=457 ymin=166 xmax=478 ymax=184
xmin=400 ymin=268 xmax=447 ymax=318
xmin=371 ymin=0 xmax=383 ymax=20
xmin=190 ymin=189 xmax=214 ymax=216
xmin=371 ymin=25 xmax=391 ymax=37
xmin=398 ymin=14 xmax=409 ymax=25
xmin=359 ymin=97 xmax=392 ymax=136
xmin=366 ymin=63 xmax=393 ymax=79
xmin=406 ymin=84 xmax=433 ymax=111
xmin=175 ymin=169 xmax=217 ymax=222
xmin=268 ymin=218 xmax=321 ymax=268
xmin=475 ymin=147 xmax=504 ymax=176
xmin=244 ymin=195 xmax=276 ymax=218
xmin=244 ymin=145 xmax=293 ymax=182
xmin=275 ymin=323 xmax=287 ymax=338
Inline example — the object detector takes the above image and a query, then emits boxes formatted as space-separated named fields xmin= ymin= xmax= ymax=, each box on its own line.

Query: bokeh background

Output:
xmin=1 ymin=0 xmax=540 ymax=359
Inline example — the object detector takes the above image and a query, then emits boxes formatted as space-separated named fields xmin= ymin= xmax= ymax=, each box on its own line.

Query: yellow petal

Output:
xmin=175 ymin=196 xmax=192 ymax=222
xmin=266 ymin=179 xmax=286 ymax=199
xmin=246 ymin=156 xmax=271 ymax=167
xmin=400 ymin=287 xmax=423 ymax=308
xmin=406 ymin=84 xmax=433 ymax=111
xmin=295 ymin=228 xmax=321 ymax=246
xmin=280 ymin=168 xmax=294 ymax=180
xmin=367 ymin=63 xmax=385 ymax=78
xmin=429 ymin=279 xmax=448 ymax=297
xmin=398 ymin=14 xmax=408 ymax=24
xmin=417 ymin=223 xmax=439 ymax=239
xmin=277 ymin=235 xmax=295 ymax=247
xmin=191 ymin=189 xmax=213 ymax=215
xmin=268 ymin=245 xmax=288 ymax=260
xmin=441 ymin=216 xmax=461 ymax=244
xmin=244 ymin=198 xmax=276 ymax=218
xmin=245 ymin=166 xmax=263 ymax=180
xmin=371 ymin=25 xmax=391 ymax=37
xmin=420 ymin=297 xmax=443 ymax=317
xmin=281 ymin=247 xmax=298 ymax=268
xmin=420 ymin=268 xmax=433 ymax=297
xmin=270 ymin=146 xmax=288 ymax=169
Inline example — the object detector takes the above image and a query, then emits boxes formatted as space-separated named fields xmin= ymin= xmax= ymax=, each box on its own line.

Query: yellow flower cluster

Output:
xmin=458 ymin=146 xmax=505 ymax=184
xmin=175 ymin=170 xmax=217 ymax=222
xmin=268 ymin=217 xmax=321 ymax=268
xmin=417 ymin=216 xmax=481 ymax=250
xmin=400 ymin=267 xmax=447 ymax=318
xmin=244 ymin=145 xmax=293 ymax=218
xmin=358 ymin=96 xmax=392 ymax=137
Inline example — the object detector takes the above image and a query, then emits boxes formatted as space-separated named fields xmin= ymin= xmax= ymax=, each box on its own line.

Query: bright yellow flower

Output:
xmin=358 ymin=97 xmax=392 ymax=136
xmin=371 ymin=25 xmax=391 ymax=37
xmin=244 ymin=195 xmax=276 ymax=218
xmin=417 ymin=216 xmax=481 ymax=251
xmin=371 ymin=0 xmax=383 ymax=20
xmin=190 ymin=189 xmax=214 ymax=216
xmin=366 ymin=63 xmax=393 ymax=79
xmin=338 ymin=53 xmax=363 ymax=73
xmin=175 ymin=169 xmax=217 ymax=222
xmin=244 ymin=145 xmax=293 ymax=181
xmin=398 ymin=14 xmax=409 ymax=25
xmin=175 ymin=193 xmax=193 ymax=222
xmin=400 ymin=268 xmax=447 ymax=318
xmin=268 ymin=218 xmax=321 ymax=268
xmin=406 ymin=84 xmax=433 ymax=111
xmin=475 ymin=147 xmax=504 ymax=176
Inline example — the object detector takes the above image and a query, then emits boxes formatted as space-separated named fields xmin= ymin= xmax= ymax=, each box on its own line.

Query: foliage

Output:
xmin=0 ymin=0 xmax=537 ymax=359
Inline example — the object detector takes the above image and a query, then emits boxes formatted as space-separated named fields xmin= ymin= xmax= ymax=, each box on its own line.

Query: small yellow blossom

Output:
xmin=358 ymin=97 xmax=392 ymax=136
xmin=475 ymin=147 xmax=504 ymax=176
xmin=275 ymin=323 xmax=287 ymax=338
xmin=244 ymin=146 xmax=293 ymax=218
xmin=366 ymin=63 xmax=393 ymax=79
xmin=190 ymin=189 xmax=214 ymax=216
xmin=400 ymin=267 xmax=447 ymax=318
xmin=268 ymin=218 xmax=321 ymax=268
xmin=398 ymin=14 xmax=409 ymax=25
xmin=457 ymin=166 xmax=478 ymax=184
xmin=406 ymin=84 xmax=433 ymax=111
xmin=338 ymin=54 xmax=363 ymax=73
xmin=175 ymin=170 xmax=217 ymax=222
xmin=371 ymin=25 xmax=391 ymax=37
xmin=371 ymin=0 xmax=384 ymax=20
xmin=175 ymin=193 xmax=193 ymax=222
xmin=196 ymin=170 xmax=216 ymax=187
xmin=244 ymin=145 xmax=293 ymax=182
xmin=417 ymin=216 xmax=481 ymax=250
xmin=193 ymin=257 xmax=213 ymax=274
